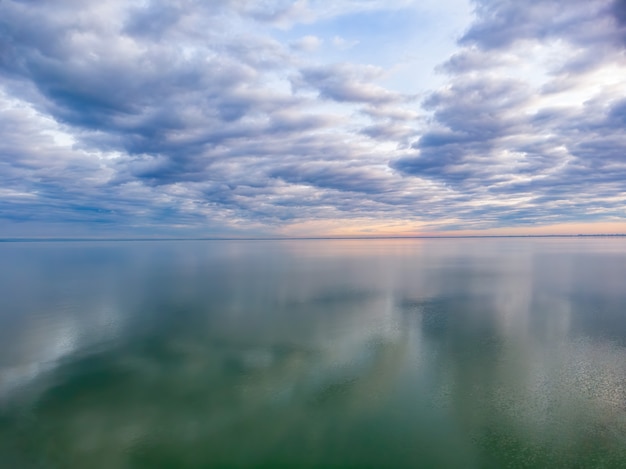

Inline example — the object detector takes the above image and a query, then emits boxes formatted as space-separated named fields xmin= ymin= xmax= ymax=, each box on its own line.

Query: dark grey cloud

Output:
xmin=612 ymin=0 xmax=626 ymax=44
xmin=461 ymin=0 xmax=617 ymax=49
xmin=361 ymin=123 xmax=415 ymax=144
xmin=270 ymin=163 xmax=390 ymax=195
xmin=123 ymin=1 xmax=185 ymax=39
xmin=461 ymin=0 xmax=626 ymax=74
xmin=393 ymin=77 xmax=530 ymax=180
xmin=361 ymin=106 xmax=419 ymax=122
xmin=0 ymin=1 xmax=301 ymax=158
xmin=437 ymin=48 xmax=512 ymax=75
xmin=294 ymin=63 xmax=405 ymax=104
xmin=615 ymin=0 xmax=626 ymax=25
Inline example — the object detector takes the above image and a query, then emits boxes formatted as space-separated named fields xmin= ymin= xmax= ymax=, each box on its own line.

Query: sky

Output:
xmin=1 ymin=0 xmax=626 ymax=238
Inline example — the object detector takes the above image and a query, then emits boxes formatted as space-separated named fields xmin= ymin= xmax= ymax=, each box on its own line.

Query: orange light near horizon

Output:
xmin=279 ymin=219 xmax=626 ymax=238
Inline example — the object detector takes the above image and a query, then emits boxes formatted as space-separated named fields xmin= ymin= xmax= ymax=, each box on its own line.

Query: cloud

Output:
xmin=294 ymin=63 xmax=405 ymax=104
xmin=290 ymin=35 xmax=323 ymax=51
xmin=391 ymin=0 xmax=626 ymax=229
xmin=361 ymin=106 xmax=420 ymax=122
xmin=461 ymin=0 xmax=614 ymax=49
xmin=331 ymin=35 xmax=359 ymax=50
xmin=460 ymin=0 xmax=626 ymax=73
xmin=270 ymin=162 xmax=390 ymax=195
xmin=393 ymin=77 xmax=531 ymax=180
xmin=1 ymin=0 xmax=625 ymax=237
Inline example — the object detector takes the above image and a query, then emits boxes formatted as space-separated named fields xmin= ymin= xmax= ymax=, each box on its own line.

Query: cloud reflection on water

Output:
xmin=1 ymin=239 xmax=626 ymax=467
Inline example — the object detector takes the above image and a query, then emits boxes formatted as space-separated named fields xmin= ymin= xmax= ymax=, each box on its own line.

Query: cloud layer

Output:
xmin=1 ymin=0 xmax=625 ymax=236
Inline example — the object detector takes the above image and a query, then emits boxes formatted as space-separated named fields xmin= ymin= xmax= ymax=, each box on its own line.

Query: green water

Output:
xmin=2 ymin=238 xmax=626 ymax=468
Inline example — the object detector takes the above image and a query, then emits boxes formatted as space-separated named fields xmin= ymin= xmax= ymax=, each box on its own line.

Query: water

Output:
xmin=1 ymin=238 xmax=626 ymax=468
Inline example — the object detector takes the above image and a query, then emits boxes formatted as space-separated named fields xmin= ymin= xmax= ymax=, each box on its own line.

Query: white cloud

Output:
xmin=1 ymin=0 xmax=625 ymax=237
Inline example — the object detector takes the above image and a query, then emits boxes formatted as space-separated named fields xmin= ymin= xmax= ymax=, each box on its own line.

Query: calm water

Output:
xmin=2 ymin=238 xmax=626 ymax=468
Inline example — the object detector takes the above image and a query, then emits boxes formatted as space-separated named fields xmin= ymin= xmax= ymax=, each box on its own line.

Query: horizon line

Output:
xmin=2 ymin=234 xmax=626 ymax=242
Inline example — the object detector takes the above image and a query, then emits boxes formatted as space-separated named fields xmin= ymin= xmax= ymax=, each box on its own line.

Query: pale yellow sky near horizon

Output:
xmin=277 ymin=219 xmax=626 ymax=238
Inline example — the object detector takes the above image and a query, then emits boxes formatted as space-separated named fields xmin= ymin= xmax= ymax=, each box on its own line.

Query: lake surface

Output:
xmin=2 ymin=238 xmax=626 ymax=468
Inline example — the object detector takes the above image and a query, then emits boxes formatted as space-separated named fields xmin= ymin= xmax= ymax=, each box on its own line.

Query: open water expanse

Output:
xmin=2 ymin=238 xmax=626 ymax=468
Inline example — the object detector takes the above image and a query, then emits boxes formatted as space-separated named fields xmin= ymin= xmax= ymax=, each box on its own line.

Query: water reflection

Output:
xmin=1 ymin=239 xmax=626 ymax=467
